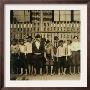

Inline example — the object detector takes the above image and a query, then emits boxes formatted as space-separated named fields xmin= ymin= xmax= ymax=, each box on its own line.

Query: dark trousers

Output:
xmin=26 ymin=53 xmax=33 ymax=74
xmin=10 ymin=53 xmax=18 ymax=74
xmin=66 ymin=56 xmax=73 ymax=74
xmin=33 ymin=54 xmax=44 ymax=74
xmin=72 ymin=51 xmax=80 ymax=73
xmin=53 ymin=56 xmax=58 ymax=74
xmin=58 ymin=56 xmax=66 ymax=73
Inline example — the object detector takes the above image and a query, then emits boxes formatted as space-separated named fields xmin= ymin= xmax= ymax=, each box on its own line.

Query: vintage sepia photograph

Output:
xmin=4 ymin=4 xmax=87 ymax=87
xmin=10 ymin=10 xmax=80 ymax=80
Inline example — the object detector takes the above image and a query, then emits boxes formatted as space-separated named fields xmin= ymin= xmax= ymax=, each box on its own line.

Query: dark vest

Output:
xmin=32 ymin=41 xmax=45 ymax=54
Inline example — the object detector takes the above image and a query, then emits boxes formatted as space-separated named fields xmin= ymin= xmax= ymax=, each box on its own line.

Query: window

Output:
xmin=60 ymin=10 xmax=71 ymax=21
xmin=74 ymin=10 xmax=80 ymax=21
xmin=54 ymin=10 xmax=59 ymax=21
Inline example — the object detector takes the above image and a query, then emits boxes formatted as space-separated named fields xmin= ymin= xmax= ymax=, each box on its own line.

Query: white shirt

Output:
xmin=53 ymin=47 xmax=57 ymax=57
xmin=71 ymin=41 xmax=80 ymax=51
xmin=19 ymin=44 xmax=26 ymax=53
xmin=66 ymin=44 xmax=72 ymax=56
xmin=63 ymin=43 xmax=67 ymax=48
xmin=11 ymin=44 xmax=19 ymax=54
xmin=35 ymin=41 xmax=40 ymax=50
xmin=24 ymin=42 xmax=32 ymax=53
xmin=45 ymin=44 xmax=53 ymax=56
xmin=56 ymin=45 xmax=66 ymax=57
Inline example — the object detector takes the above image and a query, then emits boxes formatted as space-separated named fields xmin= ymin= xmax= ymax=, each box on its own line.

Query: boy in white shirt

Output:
xmin=56 ymin=40 xmax=67 ymax=75
xmin=66 ymin=40 xmax=73 ymax=75
xmin=71 ymin=36 xmax=80 ymax=74
xmin=10 ymin=39 xmax=19 ymax=74
xmin=24 ymin=36 xmax=33 ymax=75
xmin=32 ymin=34 xmax=45 ymax=75
xmin=18 ymin=39 xmax=27 ymax=75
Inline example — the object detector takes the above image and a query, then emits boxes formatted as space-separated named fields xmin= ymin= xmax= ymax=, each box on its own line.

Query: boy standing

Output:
xmin=66 ymin=40 xmax=73 ymax=74
xmin=10 ymin=39 xmax=19 ymax=74
xmin=32 ymin=34 xmax=45 ymax=75
xmin=71 ymin=36 xmax=80 ymax=74
xmin=18 ymin=39 xmax=27 ymax=75
xmin=24 ymin=36 xmax=33 ymax=75
xmin=56 ymin=40 xmax=67 ymax=75
xmin=45 ymin=40 xmax=54 ymax=75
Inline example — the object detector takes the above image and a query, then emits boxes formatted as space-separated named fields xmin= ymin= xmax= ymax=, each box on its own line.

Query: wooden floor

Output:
xmin=11 ymin=74 xmax=80 ymax=80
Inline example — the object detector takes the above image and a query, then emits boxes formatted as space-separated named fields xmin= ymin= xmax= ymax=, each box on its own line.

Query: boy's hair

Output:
xmin=41 ymin=38 xmax=46 ymax=42
xmin=12 ymin=39 xmax=17 ymax=43
xmin=59 ymin=40 xmax=63 ymax=43
xmin=73 ymin=36 xmax=78 ymax=39
xmin=35 ymin=34 xmax=41 ymax=38
xmin=54 ymin=36 xmax=58 ymax=40
xmin=46 ymin=40 xmax=50 ymax=44
xmin=67 ymin=40 xmax=72 ymax=43
xmin=19 ymin=39 xmax=24 ymax=42
xmin=27 ymin=36 xmax=32 ymax=39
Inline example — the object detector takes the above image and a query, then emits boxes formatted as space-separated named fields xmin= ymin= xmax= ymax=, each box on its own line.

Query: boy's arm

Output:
xmin=51 ymin=46 xmax=54 ymax=60
xmin=24 ymin=44 xmax=27 ymax=54
xmin=17 ymin=45 xmax=20 ymax=55
xmin=65 ymin=47 xmax=67 ymax=56
xmin=10 ymin=45 xmax=12 ymax=53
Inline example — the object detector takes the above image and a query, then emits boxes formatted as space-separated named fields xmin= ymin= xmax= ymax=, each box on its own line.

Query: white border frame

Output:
xmin=4 ymin=4 xmax=87 ymax=87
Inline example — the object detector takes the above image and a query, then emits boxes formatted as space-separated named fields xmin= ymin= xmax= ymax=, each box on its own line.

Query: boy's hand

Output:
xmin=57 ymin=58 xmax=58 ymax=62
xmin=46 ymin=58 xmax=48 ymax=61
xmin=66 ymin=56 xmax=68 ymax=61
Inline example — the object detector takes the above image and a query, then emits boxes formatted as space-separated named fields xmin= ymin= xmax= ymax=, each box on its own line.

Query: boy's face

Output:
xmin=74 ymin=37 xmax=78 ymax=42
xmin=59 ymin=42 xmax=63 ymax=46
xmin=60 ymin=42 xmax=63 ymax=46
xmin=36 ymin=37 xmax=41 ymax=41
xmin=20 ymin=41 xmax=24 ymax=45
xmin=47 ymin=42 xmax=50 ymax=45
xmin=67 ymin=40 xmax=70 ymax=45
xmin=28 ymin=38 xmax=32 ymax=42
xmin=12 ymin=41 xmax=16 ymax=45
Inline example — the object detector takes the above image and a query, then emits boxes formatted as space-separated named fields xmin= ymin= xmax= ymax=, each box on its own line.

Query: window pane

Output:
xmin=60 ymin=10 xmax=66 ymax=14
xmin=74 ymin=10 xmax=80 ymax=14
xmin=54 ymin=10 xmax=59 ymax=21
xmin=74 ymin=15 xmax=80 ymax=21
xmin=66 ymin=15 xmax=71 ymax=21
xmin=65 ymin=10 xmax=71 ymax=14
xmin=60 ymin=14 xmax=66 ymax=21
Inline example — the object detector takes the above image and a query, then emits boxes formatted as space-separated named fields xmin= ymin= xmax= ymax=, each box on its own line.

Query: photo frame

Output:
xmin=0 ymin=0 xmax=89 ymax=89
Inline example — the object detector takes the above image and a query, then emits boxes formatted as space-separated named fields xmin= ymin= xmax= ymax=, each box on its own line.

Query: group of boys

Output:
xmin=10 ymin=34 xmax=80 ymax=76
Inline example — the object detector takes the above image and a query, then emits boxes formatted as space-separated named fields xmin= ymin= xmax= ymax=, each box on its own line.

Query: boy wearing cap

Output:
xmin=56 ymin=40 xmax=67 ymax=75
xmin=32 ymin=34 xmax=45 ymax=75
